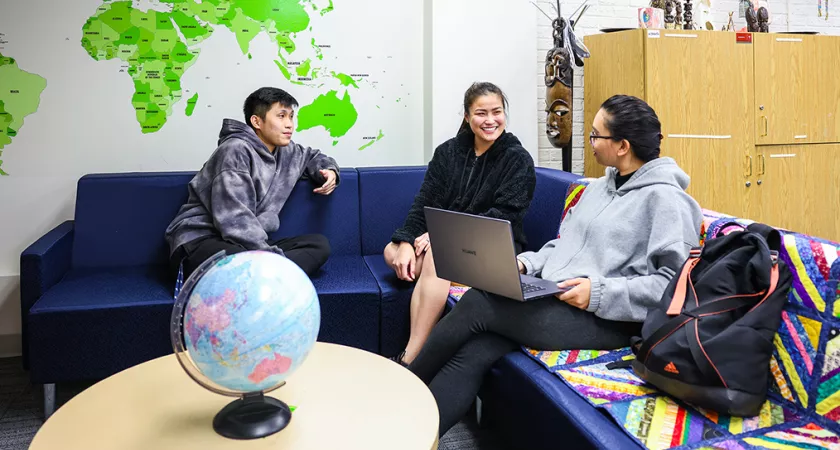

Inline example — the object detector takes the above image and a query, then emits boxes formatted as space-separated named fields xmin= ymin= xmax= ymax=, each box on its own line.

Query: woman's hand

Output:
xmin=414 ymin=232 xmax=431 ymax=256
xmin=394 ymin=242 xmax=417 ymax=281
xmin=556 ymin=278 xmax=591 ymax=310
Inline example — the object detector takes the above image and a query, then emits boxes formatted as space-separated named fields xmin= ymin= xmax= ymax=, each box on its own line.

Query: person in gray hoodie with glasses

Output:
xmin=166 ymin=87 xmax=340 ymax=281
xmin=407 ymin=95 xmax=703 ymax=436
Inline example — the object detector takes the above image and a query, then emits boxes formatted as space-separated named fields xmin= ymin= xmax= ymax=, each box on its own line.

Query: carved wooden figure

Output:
xmin=676 ymin=1 xmax=684 ymax=27
xmin=683 ymin=0 xmax=693 ymax=29
xmin=665 ymin=0 xmax=676 ymax=28
xmin=745 ymin=1 xmax=759 ymax=31
xmin=544 ymin=44 xmax=573 ymax=171
xmin=539 ymin=1 xmax=590 ymax=172
xmin=758 ymin=6 xmax=769 ymax=32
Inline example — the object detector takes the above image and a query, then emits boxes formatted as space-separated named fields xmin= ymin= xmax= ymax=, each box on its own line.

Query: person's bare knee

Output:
xmin=421 ymin=248 xmax=437 ymax=279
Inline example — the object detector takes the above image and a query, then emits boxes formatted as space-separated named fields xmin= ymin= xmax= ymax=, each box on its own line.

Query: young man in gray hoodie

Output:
xmin=407 ymin=95 xmax=704 ymax=435
xmin=166 ymin=87 xmax=340 ymax=281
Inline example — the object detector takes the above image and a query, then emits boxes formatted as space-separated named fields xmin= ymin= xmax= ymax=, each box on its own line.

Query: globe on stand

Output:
xmin=170 ymin=250 xmax=320 ymax=439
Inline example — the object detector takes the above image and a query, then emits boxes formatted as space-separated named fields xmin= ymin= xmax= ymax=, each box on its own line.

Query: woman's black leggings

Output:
xmin=407 ymin=288 xmax=642 ymax=436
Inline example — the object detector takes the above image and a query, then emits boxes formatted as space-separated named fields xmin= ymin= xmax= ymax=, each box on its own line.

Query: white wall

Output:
xmin=431 ymin=0 xmax=539 ymax=162
xmin=534 ymin=0 xmax=840 ymax=174
xmin=0 ymin=0 xmax=539 ymax=355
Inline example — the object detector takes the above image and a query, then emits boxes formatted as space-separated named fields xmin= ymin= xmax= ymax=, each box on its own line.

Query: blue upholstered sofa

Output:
xmin=20 ymin=165 xmax=585 ymax=427
xmin=24 ymin=163 xmax=840 ymax=449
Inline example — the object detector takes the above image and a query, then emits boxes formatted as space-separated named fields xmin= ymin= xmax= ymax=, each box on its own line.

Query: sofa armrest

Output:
xmin=523 ymin=168 xmax=583 ymax=252
xmin=20 ymin=220 xmax=74 ymax=317
xmin=20 ymin=220 xmax=74 ymax=369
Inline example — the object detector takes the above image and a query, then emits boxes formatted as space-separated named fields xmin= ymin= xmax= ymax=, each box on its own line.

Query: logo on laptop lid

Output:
xmin=461 ymin=249 xmax=477 ymax=256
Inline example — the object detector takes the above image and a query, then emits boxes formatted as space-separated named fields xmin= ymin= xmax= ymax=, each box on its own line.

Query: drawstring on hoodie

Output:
xmin=456 ymin=151 xmax=488 ymax=202
xmin=456 ymin=154 xmax=470 ymax=200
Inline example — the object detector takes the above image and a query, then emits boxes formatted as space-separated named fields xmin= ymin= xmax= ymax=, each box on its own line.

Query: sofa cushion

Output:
xmin=30 ymin=266 xmax=173 ymax=312
xmin=72 ymin=172 xmax=195 ymax=269
xmin=310 ymin=255 xmax=381 ymax=353
xmin=363 ymin=255 xmax=414 ymax=357
xmin=26 ymin=256 xmax=383 ymax=384
xmin=27 ymin=266 xmax=175 ymax=383
xmin=272 ymin=169 xmax=361 ymax=256
xmin=357 ymin=166 xmax=427 ymax=255
xmin=480 ymin=351 xmax=641 ymax=450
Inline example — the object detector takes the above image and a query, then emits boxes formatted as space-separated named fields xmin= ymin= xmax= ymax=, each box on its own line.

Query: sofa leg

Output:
xmin=43 ymin=384 xmax=56 ymax=420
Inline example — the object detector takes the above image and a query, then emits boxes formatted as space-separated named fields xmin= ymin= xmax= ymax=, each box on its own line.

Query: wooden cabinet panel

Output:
xmin=751 ymin=144 xmax=840 ymax=242
xmin=645 ymin=30 xmax=754 ymax=149
xmin=666 ymin=139 xmax=753 ymax=218
xmin=754 ymin=34 xmax=840 ymax=145
xmin=583 ymin=30 xmax=646 ymax=178
xmin=644 ymin=30 xmax=755 ymax=218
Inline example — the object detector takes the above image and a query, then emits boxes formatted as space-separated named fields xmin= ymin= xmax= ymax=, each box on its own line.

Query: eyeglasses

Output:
xmin=589 ymin=132 xmax=616 ymax=146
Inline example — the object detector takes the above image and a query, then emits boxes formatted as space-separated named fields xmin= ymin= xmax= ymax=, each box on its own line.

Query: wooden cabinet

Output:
xmin=583 ymin=31 xmax=645 ymax=178
xmin=644 ymin=30 xmax=755 ymax=218
xmin=666 ymin=139 xmax=756 ymax=220
xmin=584 ymin=30 xmax=840 ymax=242
xmin=753 ymin=34 xmax=840 ymax=145
xmin=750 ymin=144 xmax=840 ymax=241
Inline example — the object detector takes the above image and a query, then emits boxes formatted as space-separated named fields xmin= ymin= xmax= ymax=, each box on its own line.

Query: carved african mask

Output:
xmin=544 ymin=47 xmax=573 ymax=149
xmin=546 ymin=83 xmax=572 ymax=148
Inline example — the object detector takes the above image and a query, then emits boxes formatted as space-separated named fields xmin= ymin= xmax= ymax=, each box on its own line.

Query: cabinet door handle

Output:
xmin=759 ymin=155 xmax=766 ymax=175
xmin=761 ymin=116 xmax=768 ymax=137
xmin=745 ymin=155 xmax=752 ymax=177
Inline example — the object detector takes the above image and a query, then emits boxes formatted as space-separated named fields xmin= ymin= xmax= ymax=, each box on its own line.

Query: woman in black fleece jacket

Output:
xmin=384 ymin=82 xmax=536 ymax=365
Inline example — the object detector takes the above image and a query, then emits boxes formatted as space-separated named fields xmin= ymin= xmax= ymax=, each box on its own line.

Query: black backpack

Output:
xmin=629 ymin=222 xmax=792 ymax=416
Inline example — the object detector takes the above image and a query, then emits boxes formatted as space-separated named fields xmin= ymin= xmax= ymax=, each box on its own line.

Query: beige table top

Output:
xmin=31 ymin=342 xmax=439 ymax=450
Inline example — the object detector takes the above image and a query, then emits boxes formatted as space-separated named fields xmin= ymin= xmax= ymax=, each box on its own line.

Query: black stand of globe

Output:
xmin=213 ymin=391 xmax=291 ymax=440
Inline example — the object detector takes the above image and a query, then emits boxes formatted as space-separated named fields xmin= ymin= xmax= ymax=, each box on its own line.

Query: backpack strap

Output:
xmin=683 ymin=275 xmax=780 ymax=387
xmin=750 ymin=263 xmax=781 ymax=312
xmin=637 ymin=293 xmax=766 ymax=366
xmin=636 ymin=313 xmax=696 ymax=363
xmin=685 ymin=320 xmax=728 ymax=387
xmin=666 ymin=248 xmax=703 ymax=316
xmin=688 ymin=295 xmax=767 ymax=316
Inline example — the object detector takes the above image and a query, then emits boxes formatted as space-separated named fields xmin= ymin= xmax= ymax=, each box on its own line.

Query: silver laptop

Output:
xmin=424 ymin=207 xmax=568 ymax=301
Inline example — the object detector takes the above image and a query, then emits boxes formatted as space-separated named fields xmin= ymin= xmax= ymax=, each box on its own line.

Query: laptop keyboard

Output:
xmin=521 ymin=282 xmax=546 ymax=294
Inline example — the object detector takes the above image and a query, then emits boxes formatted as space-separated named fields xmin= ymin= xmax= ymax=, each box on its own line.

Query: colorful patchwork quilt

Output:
xmin=447 ymin=179 xmax=840 ymax=449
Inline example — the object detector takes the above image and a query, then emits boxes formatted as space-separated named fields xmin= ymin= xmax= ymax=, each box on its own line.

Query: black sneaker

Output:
xmin=389 ymin=350 xmax=408 ymax=367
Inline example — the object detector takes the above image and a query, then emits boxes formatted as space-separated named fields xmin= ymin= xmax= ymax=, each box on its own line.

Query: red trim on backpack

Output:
xmin=695 ymin=320 xmax=728 ymax=389
xmin=641 ymin=318 xmax=694 ymax=362
xmin=666 ymin=257 xmax=701 ymax=316
xmin=748 ymin=265 xmax=780 ymax=313
xmin=706 ymin=291 xmax=766 ymax=306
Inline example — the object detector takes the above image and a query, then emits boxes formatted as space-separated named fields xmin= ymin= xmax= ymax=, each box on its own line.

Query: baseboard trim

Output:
xmin=0 ymin=333 xmax=22 ymax=358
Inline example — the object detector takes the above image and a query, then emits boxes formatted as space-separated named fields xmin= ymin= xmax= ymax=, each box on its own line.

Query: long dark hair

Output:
xmin=600 ymin=95 xmax=662 ymax=162
xmin=458 ymin=82 xmax=509 ymax=134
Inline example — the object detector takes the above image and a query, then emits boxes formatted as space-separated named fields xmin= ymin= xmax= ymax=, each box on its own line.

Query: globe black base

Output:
xmin=213 ymin=392 xmax=291 ymax=440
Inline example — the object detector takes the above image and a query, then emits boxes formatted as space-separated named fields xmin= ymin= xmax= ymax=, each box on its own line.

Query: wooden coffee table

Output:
xmin=30 ymin=342 xmax=439 ymax=449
